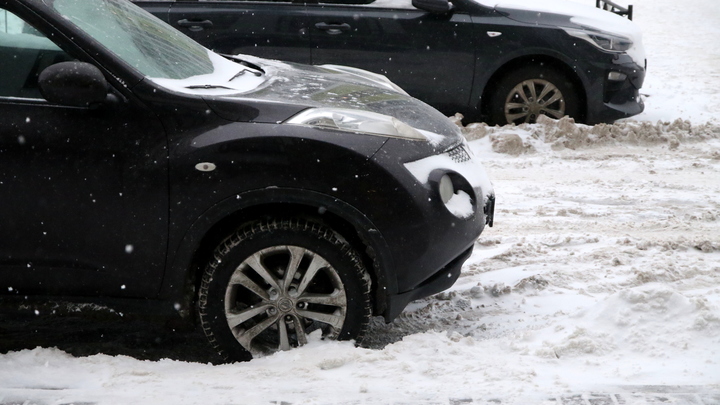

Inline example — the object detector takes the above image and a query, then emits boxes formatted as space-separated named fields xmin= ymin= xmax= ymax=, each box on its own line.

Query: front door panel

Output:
xmin=0 ymin=8 xmax=169 ymax=298
xmin=0 ymin=102 xmax=169 ymax=298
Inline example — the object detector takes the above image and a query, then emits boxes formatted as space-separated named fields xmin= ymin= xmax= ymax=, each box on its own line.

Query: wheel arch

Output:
xmin=478 ymin=54 xmax=588 ymax=124
xmin=159 ymin=188 xmax=396 ymax=321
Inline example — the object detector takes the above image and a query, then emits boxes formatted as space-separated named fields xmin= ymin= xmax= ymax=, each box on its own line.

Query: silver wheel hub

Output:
xmin=223 ymin=245 xmax=347 ymax=355
xmin=276 ymin=297 xmax=294 ymax=313
xmin=504 ymin=78 xmax=566 ymax=124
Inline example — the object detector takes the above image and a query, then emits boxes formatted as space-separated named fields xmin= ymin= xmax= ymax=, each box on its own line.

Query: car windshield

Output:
xmin=36 ymin=0 xmax=264 ymax=94
xmin=38 ymin=0 xmax=212 ymax=80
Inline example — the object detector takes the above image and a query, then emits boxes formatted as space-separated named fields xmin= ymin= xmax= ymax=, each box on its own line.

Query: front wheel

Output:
xmin=488 ymin=65 xmax=581 ymax=125
xmin=198 ymin=218 xmax=372 ymax=362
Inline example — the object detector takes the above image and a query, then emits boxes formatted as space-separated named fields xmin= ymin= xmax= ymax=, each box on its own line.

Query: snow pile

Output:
xmin=531 ymin=284 xmax=720 ymax=359
xmin=452 ymin=114 xmax=720 ymax=155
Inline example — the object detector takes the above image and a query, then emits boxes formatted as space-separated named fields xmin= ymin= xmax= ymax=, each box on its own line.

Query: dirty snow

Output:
xmin=1 ymin=0 xmax=719 ymax=404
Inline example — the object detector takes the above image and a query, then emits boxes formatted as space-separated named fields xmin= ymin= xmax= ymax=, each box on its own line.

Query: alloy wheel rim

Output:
xmin=224 ymin=245 xmax=347 ymax=355
xmin=504 ymin=79 xmax=566 ymax=124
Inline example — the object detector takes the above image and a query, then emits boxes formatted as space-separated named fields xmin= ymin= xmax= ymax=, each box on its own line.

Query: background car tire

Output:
xmin=198 ymin=218 xmax=372 ymax=362
xmin=488 ymin=65 xmax=581 ymax=126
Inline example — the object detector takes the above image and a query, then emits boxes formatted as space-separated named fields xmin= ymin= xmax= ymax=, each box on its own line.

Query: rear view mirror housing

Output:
xmin=38 ymin=61 xmax=108 ymax=107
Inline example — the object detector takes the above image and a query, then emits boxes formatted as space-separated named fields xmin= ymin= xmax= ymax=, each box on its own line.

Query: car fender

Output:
xmin=477 ymin=49 xmax=592 ymax=109
xmin=159 ymin=186 xmax=397 ymax=316
xmin=468 ymin=20 xmax=596 ymax=118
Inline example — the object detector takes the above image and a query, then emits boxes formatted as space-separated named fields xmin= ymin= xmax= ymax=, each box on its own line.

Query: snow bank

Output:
xmin=451 ymin=114 xmax=720 ymax=155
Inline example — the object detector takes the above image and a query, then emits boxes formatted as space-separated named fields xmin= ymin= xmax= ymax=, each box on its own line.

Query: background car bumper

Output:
xmin=587 ymin=59 xmax=646 ymax=124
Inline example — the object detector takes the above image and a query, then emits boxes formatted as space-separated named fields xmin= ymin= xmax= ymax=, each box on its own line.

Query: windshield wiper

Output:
xmin=229 ymin=67 xmax=263 ymax=82
xmin=186 ymin=84 xmax=235 ymax=90
xmin=222 ymin=54 xmax=266 ymax=76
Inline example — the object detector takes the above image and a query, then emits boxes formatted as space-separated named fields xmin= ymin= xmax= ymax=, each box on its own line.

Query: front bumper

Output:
xmin=586 ymin=56 xmax=646 ymax=124
xmin=372 ymin=141 xmax=494 ymax=321
xmin=385 ymin=246 xmax=473 ymax=321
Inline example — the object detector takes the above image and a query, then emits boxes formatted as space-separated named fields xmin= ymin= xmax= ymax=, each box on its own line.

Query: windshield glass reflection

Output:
xmin=45 ymin=0 xmax=214 ymax=80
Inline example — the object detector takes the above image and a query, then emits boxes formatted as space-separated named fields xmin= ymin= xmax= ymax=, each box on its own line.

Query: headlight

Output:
xmin=284 ymin=108 xmax=428 ymax=141
xmin=564 ymin=28 xmax=633 ymax=52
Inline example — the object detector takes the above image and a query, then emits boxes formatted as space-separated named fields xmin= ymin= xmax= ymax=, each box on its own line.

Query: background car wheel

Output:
xmin=489 ymin=65 xmax=581 ymax=125
xmin=198 ymin=218 xmax=372 ymax=362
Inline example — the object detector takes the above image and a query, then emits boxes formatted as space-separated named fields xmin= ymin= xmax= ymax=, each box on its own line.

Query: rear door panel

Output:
xmin=307 ymin=3 xmax=475 ymax=114
xmin=165 ymin=0 xmax=312 ymax=63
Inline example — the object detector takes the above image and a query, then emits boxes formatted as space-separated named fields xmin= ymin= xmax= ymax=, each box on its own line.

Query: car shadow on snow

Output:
xmin=0 ymin=297 xmax=442 ymax=362
xmin=0 ymin=311 xmax=421 ymax=363
xmin=0 ymin=300 xmax=223 ymax=364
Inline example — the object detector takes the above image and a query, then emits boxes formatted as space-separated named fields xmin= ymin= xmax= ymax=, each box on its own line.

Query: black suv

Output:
xmin=135 ymin=0 xmax=647 ymax=125
xmin=0 ymin=0 xmax=494 ymax=361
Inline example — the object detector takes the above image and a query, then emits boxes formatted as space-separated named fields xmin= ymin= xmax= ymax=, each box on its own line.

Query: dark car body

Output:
xmin=134 ymin=0 xmax=646 ymax=125
xmin=0 ymin=0 xmax=493 ymax=359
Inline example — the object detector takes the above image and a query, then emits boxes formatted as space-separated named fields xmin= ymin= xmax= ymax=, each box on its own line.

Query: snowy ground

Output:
xmin=621 ymin=0 xmax=720 ymax=125
xmin=1 ymin=0 xmax=719 ymax=404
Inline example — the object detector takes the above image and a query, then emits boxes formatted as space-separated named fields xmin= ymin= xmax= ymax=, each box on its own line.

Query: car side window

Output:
xmin=0 ymin=9 xmax=74 ymax=99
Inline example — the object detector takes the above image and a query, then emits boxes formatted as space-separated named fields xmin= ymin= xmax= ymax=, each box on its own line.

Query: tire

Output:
xmin=198 ymin=218 xmax=372 ymax=362
xmin=488 ymin=65 xmax=581 ymax=126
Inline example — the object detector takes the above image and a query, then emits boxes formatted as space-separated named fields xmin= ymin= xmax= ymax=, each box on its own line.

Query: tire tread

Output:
xmin=198 ymin=217 xmax=372 ymax=362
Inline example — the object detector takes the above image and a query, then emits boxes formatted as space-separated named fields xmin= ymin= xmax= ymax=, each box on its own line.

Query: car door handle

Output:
xmin=315 ymin=22 xmax=351 ymax=35
xmin=177 ymin=19 xmax=214 ymax=32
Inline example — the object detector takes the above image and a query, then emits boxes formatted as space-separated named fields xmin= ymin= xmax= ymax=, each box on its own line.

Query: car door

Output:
xmin=307 ymin=0 xmax=476 ymax=115
xmin=158 ymin=0 xmax=312 ymax=63
xmin=0 ymin=8 xmax=169 ymax=298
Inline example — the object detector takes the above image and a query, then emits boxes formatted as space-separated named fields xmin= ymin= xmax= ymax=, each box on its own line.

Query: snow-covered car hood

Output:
xmin=207 ymin=55 xmax=464 ymax=145
xmin=477 ymin=0 xmax=645 ymax=63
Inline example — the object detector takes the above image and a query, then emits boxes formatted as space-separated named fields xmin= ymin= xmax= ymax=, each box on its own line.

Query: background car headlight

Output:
xmin=284 ymin=108 xmax=428 ymax=141
xmin=564 ymin=28 xmax=633 ymax=52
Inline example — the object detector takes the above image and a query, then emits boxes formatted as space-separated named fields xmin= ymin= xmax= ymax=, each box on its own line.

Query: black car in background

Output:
xmin=0 ymin=0 xmax=494 ymax=361
xmin=136 ymin=0 xmax=647 ymax=125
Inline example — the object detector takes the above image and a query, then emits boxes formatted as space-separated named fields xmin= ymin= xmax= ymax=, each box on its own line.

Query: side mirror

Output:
xmin=412 ymin=0 xmax=453 ymax=13
xmin=38 ymin=61 xmax=108 ymax=107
